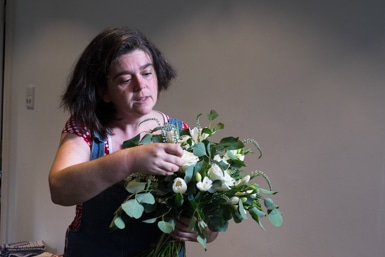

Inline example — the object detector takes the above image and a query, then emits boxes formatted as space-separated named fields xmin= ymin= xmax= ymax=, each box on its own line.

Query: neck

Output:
xmin=108 ymin=111 xmax=165 ymax=149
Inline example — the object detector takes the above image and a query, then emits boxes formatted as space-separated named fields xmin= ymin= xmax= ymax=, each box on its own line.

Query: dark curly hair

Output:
xmin=61 ymin=26 xmax=176 ymax=138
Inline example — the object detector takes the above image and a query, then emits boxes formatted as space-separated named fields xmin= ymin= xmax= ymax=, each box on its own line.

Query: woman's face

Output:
xmin=103 ymin=49 xmax=158 ymax=119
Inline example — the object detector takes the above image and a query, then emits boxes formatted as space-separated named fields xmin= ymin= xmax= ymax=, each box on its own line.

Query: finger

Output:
xmin=163 ymin=143 xmax=184 ymax=157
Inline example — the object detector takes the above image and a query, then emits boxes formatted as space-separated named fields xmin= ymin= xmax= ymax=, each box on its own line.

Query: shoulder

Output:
xmin=62 ymin=116 xmax=93 ymax=146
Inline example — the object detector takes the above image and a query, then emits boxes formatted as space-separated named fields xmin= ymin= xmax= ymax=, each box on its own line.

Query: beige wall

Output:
xmin=2 ymin=0 xmax=385 ymax=256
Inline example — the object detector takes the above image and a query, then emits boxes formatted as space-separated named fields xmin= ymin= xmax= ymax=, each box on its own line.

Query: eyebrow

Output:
xmin=110 ymin=63 xmax=154 ymax=80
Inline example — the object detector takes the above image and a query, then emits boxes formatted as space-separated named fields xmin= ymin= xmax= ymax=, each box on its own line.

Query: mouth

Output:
xmin=134 ymin=96 xmax=150 ymax=103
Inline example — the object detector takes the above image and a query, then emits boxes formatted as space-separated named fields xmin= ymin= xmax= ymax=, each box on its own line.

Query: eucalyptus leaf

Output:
xmin=260 ymin=188 xmax=277 ymax=195
xmin=121 ymin=199 xmax=144 ymax=219
xmin=125 ymin=180 xmax=147 ymax=194
xmin=136 ymin=192 xmax=155 ymax=204
xmin=113 ymin=216 xmax=126 ymax=229
xmin=249 ymin=207 xmax=266 ymax=219
xmin=158 ymin=220 xmax=175 ymax=233
xmin=264 ymin=198 xmax=278 ymax=210
xmin=197 ymin=235 xmax=207 ymax=250
xmin=193 ymin=142 xmax=207 ymax=157
xmin=268 ymin=209 xmax=283 ymax=227
xmin=142 ymin=217 xmax=158 ymax=224
xmin=249 ymin=207 xmax=266 ymax=231
xmin=184 ymin=165 xmax=194 ymax=183
xmin=238 ymin=199 xmax=248 ymax=220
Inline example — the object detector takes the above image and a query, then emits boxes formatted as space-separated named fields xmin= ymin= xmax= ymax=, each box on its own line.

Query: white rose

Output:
xmin=207 ymin=164 xmax=235 ymax=191
xmin=180 ymin=150 xmax=199 ymax=172
xmin=172 ymin=177 xmax=187 ymax=194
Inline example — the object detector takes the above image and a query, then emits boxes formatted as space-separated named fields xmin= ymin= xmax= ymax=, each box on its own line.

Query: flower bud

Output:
xmin=172 ymin=178 xmax=187 ymax=194
xmin=196 ymin=172 xmax=202 ymax=182
xmin=231 ymin=196 xmax=240 ymax=204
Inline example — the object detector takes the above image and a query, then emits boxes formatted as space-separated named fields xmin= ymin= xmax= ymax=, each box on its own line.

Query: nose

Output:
xmin=133 ymin=75 xmax=146 ymax=92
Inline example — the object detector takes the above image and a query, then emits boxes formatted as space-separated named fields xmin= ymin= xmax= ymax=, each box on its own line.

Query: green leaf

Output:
xmin=142 ymin=217 xmax=158 ymax=224
xmin=151 ymin=135 xmax=163 ymax=143
xmin=122 ymin=134 xmax=141 ymax=148
xmin=136 ymin=192 xmax=155 ymax=204
xmin=158 ymin=220 xmax=175 ymax=233
xmin=264 ymin=198 xmax=278 ymax=210
xmin=216 ymin=122 xmax=224 ymax=130
xmin=249 ymin=207 xmax=266 ymax=231
xmin=197 ymin=235 xmax=207 ymax=249
xmin=113 ymin=216 xmax=125 ymax=229
xmin=268 ymin=209 xmax=283 ymax=227
xmin=174 ymin=192 xmax=184 ymax=207
xmin=121 ymin=199 xmax=144 ymax=219
xmin=207 ymin=110 xmax=218 ymax=121
xmin=238 ymin=199 xmax=248 ymax=220
xmin=193 ymin=142 xmax=207 ymax=157
xmin=249 ymin=207 xmax=266 ymax=219
xmin=260 ymin=188 xmax=277 ymax=195
xmin=202 ymin=127 xmax=213 ymax=136
xmin=184 ymin=165 xmax=194 ymax=183
xmin=188 ymin=216 xmax=197 ymax=230
xmin=142 ymin=202 xmax=157 ymax=213
xmin=208 ymin=216 xmax=229 ymax=232
xmin=125 ymin=180 xmax=147 ymax=194
xmin=140 ymin=134 xmax=153 ymax=144
xmin=218 ymin=137 xmax=244 ymax=150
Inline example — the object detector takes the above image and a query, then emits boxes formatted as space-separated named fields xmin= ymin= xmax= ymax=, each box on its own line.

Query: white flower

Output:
xmin=207 ymin=164 xmax=235 ymax=191
xmin=172 ymin=177 xmax=187 ymax=194
xmin=196 ymin=176 xmax=213 ymax=191
xmin=225 ymin=149 xmax=245 ymax=161
xmin=180 ymin=150 xmax=199 ymax=172
xmin=235 ymin=175 xmax=250 ymax=186
xmin=190 ymin=127 xmax=209 ymax=144
xmin=178 ymin=135 xmax=191 ymax=148
xmin=165 ymin=130 xmax=176 ymax=143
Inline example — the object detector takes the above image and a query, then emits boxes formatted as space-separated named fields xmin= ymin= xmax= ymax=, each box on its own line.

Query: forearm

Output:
xmin=49 ymin=136 xmax=184 ymax=206
xmin=49 ymin=150 xmax=133 ymax=206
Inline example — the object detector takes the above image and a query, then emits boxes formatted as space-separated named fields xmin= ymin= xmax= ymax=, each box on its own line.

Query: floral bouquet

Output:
xmin=110 ymin=110 xmax=283 ymax=257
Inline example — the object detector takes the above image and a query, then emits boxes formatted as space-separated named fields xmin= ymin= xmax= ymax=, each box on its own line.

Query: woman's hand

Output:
xmin=128 ymin=143 xmax=185 ymax=176
xmin=170 ymin=217 xmax=219 ymax=243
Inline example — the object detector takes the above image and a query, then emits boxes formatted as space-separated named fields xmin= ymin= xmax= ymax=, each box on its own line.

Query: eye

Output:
xmin=118 ymin=75 xmax=132 ymax=85
xmin=142 ymin=70 xmax=153 ymax=77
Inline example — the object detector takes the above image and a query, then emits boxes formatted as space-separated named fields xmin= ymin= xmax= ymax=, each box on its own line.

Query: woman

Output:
xmin=49 ymin=26 xmax=217 ymax=257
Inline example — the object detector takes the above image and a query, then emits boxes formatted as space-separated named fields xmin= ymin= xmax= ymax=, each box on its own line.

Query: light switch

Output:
xmin=26 ymin=85 xmax=35 ymax=110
